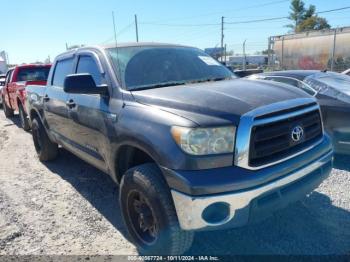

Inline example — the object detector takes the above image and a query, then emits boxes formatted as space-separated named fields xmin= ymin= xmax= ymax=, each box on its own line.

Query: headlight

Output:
xmin=171 ymin=126 xmax=236 ymax=155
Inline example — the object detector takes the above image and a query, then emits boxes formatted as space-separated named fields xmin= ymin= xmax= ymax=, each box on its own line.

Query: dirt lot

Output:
xmin=0 ymin=112 xmax=349 ymax=256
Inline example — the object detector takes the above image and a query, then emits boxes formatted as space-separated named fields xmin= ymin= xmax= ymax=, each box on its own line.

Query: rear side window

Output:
xmin=267 ymin=77 xmax=298 ymax=87
xmin=297 ymin=82 xmax=316 ymax=96
xmin=76 ymin=56 xmax=102 ymax=85
xmin=52 ymin=58 xmax=74 ymax=87
xmin=5 ymin=70 xmax=14 ymax=84
xmin=17 ymin=67 xmax=50 ymax=82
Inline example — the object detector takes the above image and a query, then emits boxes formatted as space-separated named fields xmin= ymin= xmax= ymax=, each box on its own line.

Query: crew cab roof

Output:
xmin=102 ymin=42 xmax=191 ymax=49
xmin=10 ymin=64 xmax=51 ymax=70
xmin=54 ymin=42 xmax=196 ymax=60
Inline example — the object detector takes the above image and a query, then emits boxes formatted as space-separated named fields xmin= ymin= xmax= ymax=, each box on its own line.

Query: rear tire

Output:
xmin=120 ymin=163 xmax=194 ymax=255
xmin=19 ymin=104 xmax=30 ymax=131
xmin=31 ymin=117 xmax=58 ymax=161
xmin=3 ymin=99 xmax=14 ymax=118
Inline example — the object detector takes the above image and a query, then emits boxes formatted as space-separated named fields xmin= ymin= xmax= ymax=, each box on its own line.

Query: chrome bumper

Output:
xmin=171 ymin=150 xmax=333 ymax=231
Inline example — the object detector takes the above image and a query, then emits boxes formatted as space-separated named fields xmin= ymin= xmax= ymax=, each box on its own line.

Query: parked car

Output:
xmin=2 ymin=64 xmax=51 ymax=130
xmin=248 ymin=70 xmax=350 ymax=154
xmin=26 ymin=44 xmax=333 ymax=255
xmin=0 ymin=74 xmax=5 ymax=107
xmin=343 ymin=68 xmax=350 ymax=76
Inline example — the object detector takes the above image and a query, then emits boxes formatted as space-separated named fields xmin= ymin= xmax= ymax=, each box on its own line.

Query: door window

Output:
xmin=297 ymin=81 xmax=316 ymax=96
xmin=5 ymin=69 xmax=14 ymax=85
xmin=76 ymin=56 xmax=102 ymax=86
xmin=52 ymin=58 xmax=74 ymax=87
xmin=267 ymin=77 xmax=298 ymax=87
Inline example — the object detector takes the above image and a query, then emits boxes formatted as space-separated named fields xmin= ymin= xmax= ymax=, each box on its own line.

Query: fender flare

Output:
xmin=110 ymin=137 xmax=163 ymax=182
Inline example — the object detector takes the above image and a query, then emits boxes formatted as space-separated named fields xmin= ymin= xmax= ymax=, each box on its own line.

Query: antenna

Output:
xmin=112 ymin=11 xmax=118 ymax=48
xmin=111 ymin=11 xmax=123 ymax=88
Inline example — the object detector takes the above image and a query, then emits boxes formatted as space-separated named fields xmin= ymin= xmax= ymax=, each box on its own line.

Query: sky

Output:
xmin=2 ymin=0 xmax=350 ymax=64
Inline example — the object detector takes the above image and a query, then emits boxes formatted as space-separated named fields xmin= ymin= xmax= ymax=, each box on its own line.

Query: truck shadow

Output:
xmin=4 ymin=114 xmax=26 ymax=130
xmin=42 ymin=148 xmax=350 ymax=255
xmin=43 ymin=148 xmax=128 ymax=237
xmin=188 ymin=192 xmax=350 ymax=255
xmin=333 ymin=154 xmax=350 ymax=172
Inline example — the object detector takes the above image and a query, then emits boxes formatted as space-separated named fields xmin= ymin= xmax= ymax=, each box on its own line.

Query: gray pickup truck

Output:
xmin=26 ymin=43 xmax=333 ymax=255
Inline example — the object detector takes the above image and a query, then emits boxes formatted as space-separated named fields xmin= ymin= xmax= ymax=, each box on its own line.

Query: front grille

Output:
xmin=249 ymin=109 xmax=323 ymax=167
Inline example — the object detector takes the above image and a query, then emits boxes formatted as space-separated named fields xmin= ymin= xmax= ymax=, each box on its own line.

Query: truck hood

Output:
xmin=131 ymin=79 xmax=310 ymax=125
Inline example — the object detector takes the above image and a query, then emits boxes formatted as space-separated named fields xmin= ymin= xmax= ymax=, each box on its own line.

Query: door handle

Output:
xmin=66 ymin=100 xmax=76 ymax=109
xmin=43 ymin=95 xmax=50 ymax=102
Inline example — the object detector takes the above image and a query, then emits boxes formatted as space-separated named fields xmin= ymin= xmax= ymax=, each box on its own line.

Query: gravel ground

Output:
xmin=0 ymin=112 xmax=349 ymax=256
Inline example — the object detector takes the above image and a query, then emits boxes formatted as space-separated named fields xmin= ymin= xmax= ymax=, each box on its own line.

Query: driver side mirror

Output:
xmin=64 ymin=73 xmax=108 ymax=95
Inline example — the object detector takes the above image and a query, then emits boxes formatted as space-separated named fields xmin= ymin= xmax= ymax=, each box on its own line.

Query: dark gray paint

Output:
xmin=25 ymin=45 xmax=317 ymax=188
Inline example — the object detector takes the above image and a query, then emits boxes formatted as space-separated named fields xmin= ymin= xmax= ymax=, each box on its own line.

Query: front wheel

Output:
xmin=119 ymin=163 xmax=194 ymax=255
xmin=19 ymin=104 xmax=30 ymax=131
xmin=31 ymin=117 xmax=58 ymax=161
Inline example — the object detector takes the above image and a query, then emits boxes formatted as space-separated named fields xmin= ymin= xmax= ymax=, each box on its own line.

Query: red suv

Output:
xmin=2 ymin=64 xmax=51 ymax=130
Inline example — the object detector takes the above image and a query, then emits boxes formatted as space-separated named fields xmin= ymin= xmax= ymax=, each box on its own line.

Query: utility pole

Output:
xmin=243 ymin=39 xmax=247 ymax=70
xmin=267 ymin=37 xmax=272 ymax=70
xmin=221 ymin=16 xmax=224 ymax=63
xmin=135 ymin=14 xmax=139 ymax=42
xmin=65 ymin=43 xmax=69 ymax=50
xmin=5 ymin=52 xmax=9 ymax=65
xmin=224 ymin=44 xmax=227 ymax=65
xmin=331 ymin=27 xmax=337 ymax=71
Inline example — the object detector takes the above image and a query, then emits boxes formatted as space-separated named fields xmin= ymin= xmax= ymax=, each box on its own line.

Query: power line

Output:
xmin=318 ymin=6 xmax=350 ymax=14
xmin=225 ymin=16 xmax=288 ymax=25
xmin=225 ymin=6 xmax=350 ymax=25
xmin=140 ymin=5 xmax=350 ymax=28
xmin=100 ymin=22 xmax=134 ymax=44
xmin=141 ymin=0 xmax=289 ymax=23
xmin=140 ymin=22 xmax=220 ymax=27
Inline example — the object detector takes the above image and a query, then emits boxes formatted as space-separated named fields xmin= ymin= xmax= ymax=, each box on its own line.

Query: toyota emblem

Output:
xmin=291 ymin=125 xmax=304 ymax=142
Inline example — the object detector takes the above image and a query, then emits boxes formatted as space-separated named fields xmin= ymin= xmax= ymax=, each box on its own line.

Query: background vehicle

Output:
xmin=26 ymin=44 xmax=332 ymax=255
xmin=248 ymin=70 xmax=350 ymax=154
xmin=343 ymin=69 xmax=350 ymax=76
xmin=3 ymin=64 xmax=51 ymax=130
xmin=0 ymin=74 xmax=5 ymax=107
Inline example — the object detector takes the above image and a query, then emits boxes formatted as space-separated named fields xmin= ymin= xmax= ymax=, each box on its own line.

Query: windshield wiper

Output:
xmin=189 ymin=77 xmax=231 ymax=84
xmin=130 ymin=81 xmax=187 ymax=91
xmin=130 ymin=77 xmax=232 ymax=91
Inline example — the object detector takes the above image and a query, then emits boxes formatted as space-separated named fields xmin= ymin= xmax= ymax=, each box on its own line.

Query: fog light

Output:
xmin=202 ymin=202 xmax=230 ymax=224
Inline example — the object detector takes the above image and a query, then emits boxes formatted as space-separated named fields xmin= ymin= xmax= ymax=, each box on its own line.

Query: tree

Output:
xmin=298 ymin=16 xmax=331 ymax=32
xmin=286 ymin=0 xmax=305 ymax=31
xmin=286 ymin=0 xmax=331 ymax=33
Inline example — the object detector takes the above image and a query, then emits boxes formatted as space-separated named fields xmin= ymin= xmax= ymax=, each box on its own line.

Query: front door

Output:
xmin=66 ymin=54 xmax=111 ymax=169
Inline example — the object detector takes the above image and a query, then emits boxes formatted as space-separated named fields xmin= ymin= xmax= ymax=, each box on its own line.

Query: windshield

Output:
xmin=17 ymin=67 xmax=50 ymax=82
xmin=107 ymin=46 xmax=235 ymax=91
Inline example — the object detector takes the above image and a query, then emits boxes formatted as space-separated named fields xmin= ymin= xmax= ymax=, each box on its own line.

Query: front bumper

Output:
xmin=169 ymin=144 xmax=333 ymax=231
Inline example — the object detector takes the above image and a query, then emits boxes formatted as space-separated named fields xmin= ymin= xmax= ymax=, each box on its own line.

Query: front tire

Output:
xmin=31 ymin=117 xmax=58 ymax=161
xmin=120 ymin=163 xmax=194 ymax=255
xmin=19 ymin=104 xmax=30 ymax=131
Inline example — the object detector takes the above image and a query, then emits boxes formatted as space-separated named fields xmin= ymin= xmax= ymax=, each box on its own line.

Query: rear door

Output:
xmin=66 ymin=53 xmax=110 ymax=169
xmin=3 ymin=69 xmax=14 ymax=107
xmin=44 ymin=57 xmax=75 ymax=141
